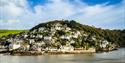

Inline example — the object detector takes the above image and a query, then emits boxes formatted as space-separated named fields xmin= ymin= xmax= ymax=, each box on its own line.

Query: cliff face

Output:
xmin=0 ymin=20 xmax=124 ymax=52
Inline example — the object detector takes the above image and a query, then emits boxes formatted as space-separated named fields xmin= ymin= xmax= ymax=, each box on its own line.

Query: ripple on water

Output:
xmin=0 ymin=48 xmax=125 ymax=63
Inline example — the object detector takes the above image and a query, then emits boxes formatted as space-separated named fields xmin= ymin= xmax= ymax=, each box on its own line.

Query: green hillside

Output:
xmin=0 ymin=30 xmax=27 ymax=37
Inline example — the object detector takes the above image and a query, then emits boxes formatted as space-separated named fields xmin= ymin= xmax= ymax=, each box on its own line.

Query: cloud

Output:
xmin=0 ymin=0 xmax=124 ymax=30
xmin=0 ymin=0 xmax=27 ymax=16
xmin=2 ymin=3 xmax=23 ymax=16
xmin=83 ymin=5 xmax=111 ymax=16
xmin=0 ymin=19 xmax=20 ymax=24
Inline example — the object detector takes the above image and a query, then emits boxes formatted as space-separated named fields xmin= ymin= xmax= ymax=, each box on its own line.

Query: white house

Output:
xmin=100 ymin=40 xmax=109 ymax=48
xmin=76 ymin=31 xmax=81 ymax=35
xmin=29 ymin=39 xmax=35 ymax=44
xmin=44 ymin=36 xmax=52 ymax=41
xmin=72 ymin=31 xmax=81 ymax=38
xmin=49 ymin=47 xmax=58 ymax=52
xmin=36 ymin=35 xmax=43 ymax=38
xmin=65 ymin=27 xmax=71 ymax=31
xmin=0 ymin=45 xmax=4 ymax=49
xmin=59 ymin=45 xmax=74 ymax=52
xmin=7 ymin=38 xmax=13 ymax=42
xmin=55 ymin=26 xmax=62 ymax=30
xmin=24 ymin=34 xmax=28 ymax=38
xmin=9 ymin=43 xmax=21 ymax=50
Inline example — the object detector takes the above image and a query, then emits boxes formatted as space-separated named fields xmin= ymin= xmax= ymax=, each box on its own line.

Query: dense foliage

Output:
xmin=30 ymin=20 xmax=125 ymax=47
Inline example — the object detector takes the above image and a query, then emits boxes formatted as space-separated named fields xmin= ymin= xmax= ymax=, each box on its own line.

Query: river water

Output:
xmin=0 ymin=48 xmax=125 ymax=63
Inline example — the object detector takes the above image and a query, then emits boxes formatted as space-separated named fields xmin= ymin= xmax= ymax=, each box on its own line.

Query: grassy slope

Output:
xmin=0 ymin=30 xmax=27 ymax=37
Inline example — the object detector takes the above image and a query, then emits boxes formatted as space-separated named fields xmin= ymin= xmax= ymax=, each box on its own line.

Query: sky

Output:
xmin=0 ymin=0 xmax=125 ymax=30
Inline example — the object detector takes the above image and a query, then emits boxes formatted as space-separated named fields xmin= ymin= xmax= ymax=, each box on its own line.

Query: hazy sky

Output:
xmin=0 ymin=0 xmax=124 ymax=30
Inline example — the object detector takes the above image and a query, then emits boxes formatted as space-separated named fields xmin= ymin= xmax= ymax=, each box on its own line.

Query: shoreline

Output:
xmin=0 ymin=50 xmax=96 ymax=56
xmin=0 ymin=47 xmax=122 ymax=56
xmin=0 ymin=50 xmax=119 ymax=56
xmin=10 ymin=50 xmax=96 ymax=56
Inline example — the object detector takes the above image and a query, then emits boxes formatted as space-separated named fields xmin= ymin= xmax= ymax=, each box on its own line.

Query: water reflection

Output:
xmin=0 ymin=48 xmax=125 ymax=63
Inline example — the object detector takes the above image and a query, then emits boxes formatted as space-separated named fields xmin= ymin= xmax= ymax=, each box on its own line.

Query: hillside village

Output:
xmin=0 ymin=20 xmax=123 ymax=55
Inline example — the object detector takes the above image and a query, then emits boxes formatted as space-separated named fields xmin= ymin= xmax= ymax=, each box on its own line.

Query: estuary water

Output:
xmin=0 ymin=48 xmax=125 ymax=63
